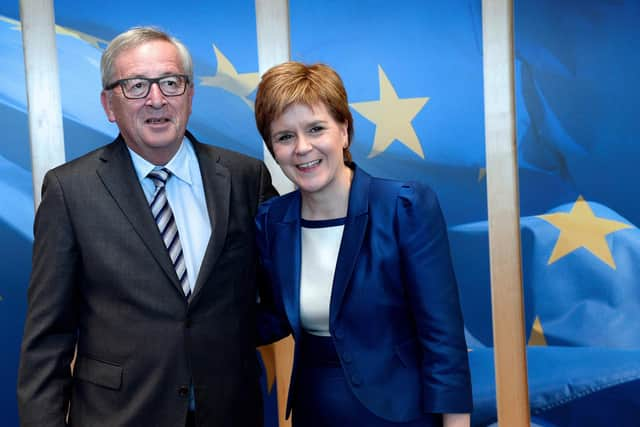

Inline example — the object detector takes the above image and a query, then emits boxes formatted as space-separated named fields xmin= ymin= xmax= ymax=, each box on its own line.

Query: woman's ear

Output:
xmin=341 ymin=121 xmax=349 ymax=149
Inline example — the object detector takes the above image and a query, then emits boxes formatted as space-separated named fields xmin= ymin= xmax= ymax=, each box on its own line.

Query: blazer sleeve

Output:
xmin=17 ymin=170 xmax=79 ymax=427
xmin=254 ymin=197 xmax=290 ymax=345
xmin=396 ymin=183 xmax=472 ymax=414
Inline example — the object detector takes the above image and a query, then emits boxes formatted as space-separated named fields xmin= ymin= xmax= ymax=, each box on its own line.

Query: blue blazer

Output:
xmin=256 ymin=164 xmax=472 ymax=422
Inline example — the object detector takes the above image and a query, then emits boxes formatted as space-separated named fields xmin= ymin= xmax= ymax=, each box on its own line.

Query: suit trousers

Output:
xmin=186 ymin=411 xmax=195 ymax=427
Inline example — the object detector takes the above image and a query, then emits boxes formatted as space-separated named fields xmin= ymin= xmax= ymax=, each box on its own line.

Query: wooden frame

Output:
xmin=482 ymin=0 xmax=531 ymax=425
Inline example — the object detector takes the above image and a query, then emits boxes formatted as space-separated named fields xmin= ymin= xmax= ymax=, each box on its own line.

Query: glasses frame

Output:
xmin=104 ymin=74 xmax=190 ymax=99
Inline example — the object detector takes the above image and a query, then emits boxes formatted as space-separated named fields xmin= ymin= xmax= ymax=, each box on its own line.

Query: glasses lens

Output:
xmin=117 ymin=75 xmax=188 ymax=99
xmin=159 ymin=75 xmax=187 ymax=96
xmin=122 ymin=79 xmax=150 ymax=98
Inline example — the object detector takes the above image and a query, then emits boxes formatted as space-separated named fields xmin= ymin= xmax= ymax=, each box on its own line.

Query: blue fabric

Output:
xmin=256 ymin=164 xmax=472 ymax=422
xmin=469 ymin=346 xmax=640 ymax=426
xmin=293 ymin=332 xmax=442 ymax=427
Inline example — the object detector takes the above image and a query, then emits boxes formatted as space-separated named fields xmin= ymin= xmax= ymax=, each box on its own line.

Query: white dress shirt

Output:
xmin=128 ymin=138 xmax=211 ymax=294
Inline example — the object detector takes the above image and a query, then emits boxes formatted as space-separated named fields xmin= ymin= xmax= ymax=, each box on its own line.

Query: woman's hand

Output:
xmin=443 ymin=413 xmax=470 ymax=427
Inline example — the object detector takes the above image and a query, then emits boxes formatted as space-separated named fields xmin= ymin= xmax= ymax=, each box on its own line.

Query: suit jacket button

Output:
xmin=351 ymin=374 xmax=362 ymax=387
xmin=178 ymin=386 xmax=189 ymax=397
xmin=342 ymin=352 xmax=352 ymax=364
xmin=334 ymin=328 xmax=344 ymax=340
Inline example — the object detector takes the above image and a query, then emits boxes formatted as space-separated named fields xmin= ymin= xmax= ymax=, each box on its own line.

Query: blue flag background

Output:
xmin=2 ymin=0 xmax=640 ymax=426
xmin=291 ymin=2 xmax=640 ymax=424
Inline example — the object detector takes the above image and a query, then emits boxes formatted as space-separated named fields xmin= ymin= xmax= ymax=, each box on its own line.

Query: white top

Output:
xmin=299 ymin=217 xmax=346 ymax=337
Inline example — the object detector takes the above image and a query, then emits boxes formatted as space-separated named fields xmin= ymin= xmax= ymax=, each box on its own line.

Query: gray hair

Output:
xmin=100 ymin=26 xmax=193 ymax=89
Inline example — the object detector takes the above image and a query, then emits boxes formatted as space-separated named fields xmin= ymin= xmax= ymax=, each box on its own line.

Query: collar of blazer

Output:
xmin=271 ymin=163 xmax=371 ymax=334
xmin=95 ymin=131 xmax=230 ymax=304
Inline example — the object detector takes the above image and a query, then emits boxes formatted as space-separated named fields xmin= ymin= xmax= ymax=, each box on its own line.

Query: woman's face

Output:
xmin=269 ymin=102 xmax=350 ymax=198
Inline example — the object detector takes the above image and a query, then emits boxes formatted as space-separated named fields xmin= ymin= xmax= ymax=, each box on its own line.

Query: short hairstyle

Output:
xmin=100 ymin=26 xmax=193 ymax=89
xmin=254 ymin=62 xmax=354 ymax=162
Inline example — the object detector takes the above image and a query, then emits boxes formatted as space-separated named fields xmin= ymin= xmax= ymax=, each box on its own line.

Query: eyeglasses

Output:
xmin=105 ymin=74 xmax=190 ymax=99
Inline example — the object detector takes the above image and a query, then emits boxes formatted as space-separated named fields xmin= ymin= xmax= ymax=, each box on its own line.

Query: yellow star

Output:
xmin=528 ymin=316 xmax=547 ymax=346
xmin=200 ymin=45 xmax=259 ymax=110
xmin=0 ymin=16 xmax=107 ymax=49
xmin=0 ymin=16 xmax=21 ymax=30
xmin=538 ymin=196 xmax=632 ymax=269
xmin=350 ymin=65 xmax=429 ymax=159
xmin=55 ymin=25 xmax=108 ymax=49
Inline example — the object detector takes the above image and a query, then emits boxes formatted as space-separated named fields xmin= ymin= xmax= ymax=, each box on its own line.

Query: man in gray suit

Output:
xmin=17 ymin=27 xmax=279 ymax=427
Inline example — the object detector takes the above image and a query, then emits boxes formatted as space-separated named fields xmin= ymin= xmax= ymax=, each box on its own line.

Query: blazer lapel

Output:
xmin=96 ymin=137 xmax=183 ymax=292
xmin=189 ymin=137 xmax=230 ymax=302
xmin=329 ymin=165 xmax=370 ymax=325
xmin=273 ymin=193 xmax=303 ymax=338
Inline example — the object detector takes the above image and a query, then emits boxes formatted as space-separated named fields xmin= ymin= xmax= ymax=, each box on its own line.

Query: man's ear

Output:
xmin=186 ymin=84 xmax=195 ymax=116
xmin=100 ymin=90 xmax=117 ymax=123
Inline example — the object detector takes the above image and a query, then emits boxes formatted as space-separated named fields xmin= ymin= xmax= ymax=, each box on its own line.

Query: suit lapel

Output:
xmin=96 ymin=137 xmax=183 ymax=292
xmin=189 ymin=136 xmax=230 ymax=302
xmin=329 ymin=166 xmax=370 ymax=325
xmin=271 ymin=167 xmax=371 ymax=332
xmin=274 ymin=193 xmax=303 ymax=338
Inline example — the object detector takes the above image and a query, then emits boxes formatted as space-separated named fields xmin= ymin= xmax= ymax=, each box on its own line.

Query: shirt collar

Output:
xmin=127 ymin=137 xmax=194 ymax=186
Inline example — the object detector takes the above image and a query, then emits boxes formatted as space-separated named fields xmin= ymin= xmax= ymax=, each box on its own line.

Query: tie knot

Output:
xmin=148 ymin=168 xmax=171 ymax=188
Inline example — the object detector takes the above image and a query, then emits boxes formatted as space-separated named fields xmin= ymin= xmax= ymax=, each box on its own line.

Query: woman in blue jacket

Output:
xmin=254 ymin=62 xmax=472 ymax=427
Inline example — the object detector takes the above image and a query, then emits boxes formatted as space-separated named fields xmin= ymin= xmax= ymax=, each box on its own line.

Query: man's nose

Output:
xmin=146 ymin=82 xmax=167 ymax=107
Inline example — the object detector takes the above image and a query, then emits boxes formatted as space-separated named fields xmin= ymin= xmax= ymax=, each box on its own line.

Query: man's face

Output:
xmin=100 ymin=40 xmax=194 ymax=165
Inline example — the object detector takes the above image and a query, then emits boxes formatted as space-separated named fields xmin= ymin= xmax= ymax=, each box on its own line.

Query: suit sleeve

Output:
xmin=254 ymin=200 xmax=291 ymax=345
xmin=396 ymin=183 xmax=472 ymax=414
xmin=17 ymin=170 xmax=79 ymax=427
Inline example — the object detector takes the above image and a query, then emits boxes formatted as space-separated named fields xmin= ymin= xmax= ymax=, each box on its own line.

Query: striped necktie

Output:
xmin=148 ymin=168 xmax=191 ymax=299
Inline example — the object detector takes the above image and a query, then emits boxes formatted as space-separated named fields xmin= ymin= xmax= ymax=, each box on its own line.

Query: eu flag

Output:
xmin=290 ymin=0 xmax=640 ymax=425
xmin=2 ymin=0 xmax=640 ymax=425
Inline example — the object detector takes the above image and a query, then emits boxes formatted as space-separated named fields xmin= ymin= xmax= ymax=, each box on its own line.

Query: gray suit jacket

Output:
xmin=17 ymin=131 xmax=278 ymax=427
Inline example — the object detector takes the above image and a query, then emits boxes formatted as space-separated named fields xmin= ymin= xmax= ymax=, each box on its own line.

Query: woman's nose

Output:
xmin=295 ymin=135 xmax=312 ymax=154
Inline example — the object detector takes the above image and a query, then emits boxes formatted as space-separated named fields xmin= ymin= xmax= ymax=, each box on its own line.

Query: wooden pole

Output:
xmin=255 ymin=1 xmax=295 ymax=426
xmin=19 ymin=0 xmax=65 ymax=209
xmin=481 ymin=0 xmax=531 ymax=425
xmin=255 ymin=0 xmax=295 ymax=195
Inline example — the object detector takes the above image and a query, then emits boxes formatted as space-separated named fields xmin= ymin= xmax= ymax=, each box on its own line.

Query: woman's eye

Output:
xmin=309 ymin=126 xmax=325 ymax=133
xmin=276 ymin=134 xmax=293 ymax=143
